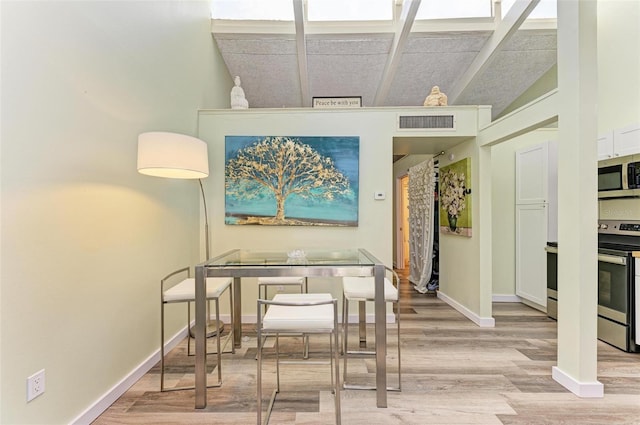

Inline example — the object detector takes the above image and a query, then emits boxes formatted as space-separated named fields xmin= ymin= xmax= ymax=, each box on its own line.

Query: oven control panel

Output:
xmin=619 ymin=223 xmax=640 ymax=232
xmin=598 ymin=220 xmax=640 ymax=235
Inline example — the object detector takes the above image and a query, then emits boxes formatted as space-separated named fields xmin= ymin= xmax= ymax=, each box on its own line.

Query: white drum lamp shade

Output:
xmin=137 ymin=132 xmax=209 ymax=179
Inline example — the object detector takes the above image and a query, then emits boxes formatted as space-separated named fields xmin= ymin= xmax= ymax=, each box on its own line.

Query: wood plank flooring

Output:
xmin=93 ymin=270 xmax=640 ymax=424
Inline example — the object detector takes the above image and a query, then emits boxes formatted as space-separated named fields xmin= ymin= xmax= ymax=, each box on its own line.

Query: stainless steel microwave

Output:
xmin=598 ymin=156 xmax=640 ymax=198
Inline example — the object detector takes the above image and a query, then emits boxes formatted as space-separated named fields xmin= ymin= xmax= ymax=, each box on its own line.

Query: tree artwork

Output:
xmin=225 ymin=136 xmax=359 ymax=226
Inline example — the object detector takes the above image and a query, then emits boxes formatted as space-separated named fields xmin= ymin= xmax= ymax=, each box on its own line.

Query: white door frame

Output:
xmin=395 ymin=173 xmax=408 ymax=268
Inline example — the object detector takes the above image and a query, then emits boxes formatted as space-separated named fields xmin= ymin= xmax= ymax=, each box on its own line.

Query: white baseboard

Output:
xmin=492 ymin=294 xmax=521 ymax=303
xmin=437 ymin=291 xmax=495 ymax=328
xmin=552 ymin=366 xmax=604 ymax=398
xmin=69 ymin=308 xmax=394 ymax=424
xmin=519 ymin=297 xmax=546 ymax=313
xmin=70 ymin=326 xmax=189 ymax=425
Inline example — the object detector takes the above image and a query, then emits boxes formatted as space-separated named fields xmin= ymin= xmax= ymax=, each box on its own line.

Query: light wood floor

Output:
xmin=93 ymin=270 xmax=640 ymax=424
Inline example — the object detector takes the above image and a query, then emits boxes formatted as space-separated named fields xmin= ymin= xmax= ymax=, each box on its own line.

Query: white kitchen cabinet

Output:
xmin=598 ymin=123 xmax=640 ymax=160
xmin=515 ymin=143 xmax=548 ymax=204
xmin=613 ymin=123 xmax=640 ymax=158
xmin=514 ymin=140 xmax=557 ymax=309
xmin=597 ymin=131 xmax=615 ymax=160
xmin=515 ymin=204 xmax=548 ymax=306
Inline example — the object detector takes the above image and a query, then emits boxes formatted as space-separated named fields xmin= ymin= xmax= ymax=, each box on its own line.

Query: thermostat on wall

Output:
xmin=374 ymin=192 xmax=386 ymax=200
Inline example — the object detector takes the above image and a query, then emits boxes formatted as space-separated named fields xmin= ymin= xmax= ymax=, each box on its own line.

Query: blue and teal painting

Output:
xmin=225 ymin=135 xmax=359 ymax=226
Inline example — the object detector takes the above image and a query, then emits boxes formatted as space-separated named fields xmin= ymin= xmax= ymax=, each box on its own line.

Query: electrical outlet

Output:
xmin=27 ymin=369 xmax=45 ymax=402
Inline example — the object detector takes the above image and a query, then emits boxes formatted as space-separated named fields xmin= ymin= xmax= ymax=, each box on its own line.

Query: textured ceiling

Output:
xmin=214 ymin=28 xmax=556 ymax=118
xmin=211 ymin=1 xmax=557 ymax=140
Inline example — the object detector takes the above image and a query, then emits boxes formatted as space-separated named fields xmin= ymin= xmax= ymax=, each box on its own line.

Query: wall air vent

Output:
xmin=397 ymin=114 xmax=455 ymax=130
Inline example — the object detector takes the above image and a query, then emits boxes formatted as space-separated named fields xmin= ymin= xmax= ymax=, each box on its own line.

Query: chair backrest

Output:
xmin=258 ymin=293 xmax=338 ymax=333
xmin=161 ymin=267 xmax=190 ymax=297
xmin=385 ymin=266 xmax=400 ymax=288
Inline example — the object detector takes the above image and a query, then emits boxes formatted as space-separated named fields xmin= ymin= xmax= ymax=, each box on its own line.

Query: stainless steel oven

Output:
xmin=548 ymin=221 xmax=640 ymax=352
xmin=598 ymin=220 xmax=640 ymax=353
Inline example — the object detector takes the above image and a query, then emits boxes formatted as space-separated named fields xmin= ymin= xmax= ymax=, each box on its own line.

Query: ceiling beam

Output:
xmin=293 ymin=0 xmax=310 ymax=107
xmin=373 ymin=0 xmax=421 ymax=106
xmin=447 ymin=0 xmax=540 ymax=104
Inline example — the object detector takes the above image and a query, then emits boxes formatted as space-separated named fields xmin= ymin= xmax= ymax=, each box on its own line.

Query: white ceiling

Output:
xmin=211 ymin=0 xmax=557 ymax=127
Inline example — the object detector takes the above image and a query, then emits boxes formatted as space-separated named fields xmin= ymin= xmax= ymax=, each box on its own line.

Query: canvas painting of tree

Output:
xmin=225 ymin=135 xmax=359 ymax=226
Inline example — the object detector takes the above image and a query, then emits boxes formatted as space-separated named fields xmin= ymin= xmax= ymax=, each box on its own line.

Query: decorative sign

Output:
xmin=312 ymin=97 xmax=362 ymax=109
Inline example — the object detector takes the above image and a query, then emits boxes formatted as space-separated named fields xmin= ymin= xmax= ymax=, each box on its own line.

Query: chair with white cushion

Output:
xmin=160 ymin=267 xmax=235 ymax=391
xmin=257 ymin=276 xmax=309 ymax=358
xmin=257 ymin=293 xmax=341 ymax=425
xmin=341 ymin=266 xmax=401 ymax=391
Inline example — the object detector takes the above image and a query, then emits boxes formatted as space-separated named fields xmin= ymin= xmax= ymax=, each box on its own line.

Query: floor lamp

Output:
xmin=137 ymin=131 xmax=222 ymax=336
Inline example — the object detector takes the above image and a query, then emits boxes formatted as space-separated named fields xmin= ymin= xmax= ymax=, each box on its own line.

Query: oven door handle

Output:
xmin=597 ymin=253 xmax=627 ymax=265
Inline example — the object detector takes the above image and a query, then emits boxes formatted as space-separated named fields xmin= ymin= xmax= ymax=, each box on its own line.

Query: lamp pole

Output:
xmin=137 ymin=132 xmax=221 ymax=336
xmin=199 ymin=179 xmax=210 ymax=260
xmin=198 ymin=179 xmax=223 ymax=337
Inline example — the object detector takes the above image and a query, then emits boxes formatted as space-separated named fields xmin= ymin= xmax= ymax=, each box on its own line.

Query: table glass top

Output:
xmin=204 ymin=248 xmax=379 ymax=268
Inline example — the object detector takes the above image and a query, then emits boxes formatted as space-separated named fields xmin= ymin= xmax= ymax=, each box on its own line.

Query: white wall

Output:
xmin=596 ymin=0 xmax=640 ymax=221
xmin=491 ymin=128 xmax=558 ymax=297
xmin=437 ymin=140 xmax=486 ymax=317
xmin=198 ymin=108 xmax=396 ymax=318
xmin=597 ymin=0 xmax=640 ymax=132
xmin=0 ymin=2 xmax=231 ymax=423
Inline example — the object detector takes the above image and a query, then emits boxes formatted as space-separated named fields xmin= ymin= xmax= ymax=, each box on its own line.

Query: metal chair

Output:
xmin=341 ymin=266 xmax=401 ymax=391
xmin=257 ymin=276 xmax=309 ymax=358
xmin=257 ymin=293 xmax=341 ymax=425
xmin=257 ymin=276 xmax=308 ymax=302
xmin=160 ymin=267 xmax=235 ymax=391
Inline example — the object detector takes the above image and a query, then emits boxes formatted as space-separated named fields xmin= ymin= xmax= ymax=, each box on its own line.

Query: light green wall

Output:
xmin=0 ymin=1 xmax=231 ymax=423
xmin=0 ymin=1 xmax=634 ymax=420
xmin=196 ymin=107 xmax=489 ymax=321
xmin=597 ymin=0 xmax=640 ymax=131
xmin=499 ymin=65 xmax=558 ymax=119
xmin=497 ymin=0 xmax=639 ymax=131
xmin=437 ymin=140 xmax=483 ymax=313
xmin=198 ymin=109 xmax=396 ymax=317
xmin=491 ymin=128 xmax=558 ymax=297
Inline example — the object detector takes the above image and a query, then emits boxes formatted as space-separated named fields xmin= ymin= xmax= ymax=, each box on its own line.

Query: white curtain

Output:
xmin=408 ymin=159 xmax=436 ymax=293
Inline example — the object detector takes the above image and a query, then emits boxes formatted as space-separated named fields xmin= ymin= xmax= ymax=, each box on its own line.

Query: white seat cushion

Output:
xmin=262 ymin=293 xmax=335 ymax=331
xmin=342 ymin=277 xmax=398 ymax=302
xmin=257 ymin=276 xmax=305 ymax=285
xmin=163 ymin=277 xmax=232 ymax=303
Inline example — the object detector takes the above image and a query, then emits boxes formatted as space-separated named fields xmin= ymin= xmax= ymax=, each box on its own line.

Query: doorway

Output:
xmin=394 ymin=160 xmax=439 ymax=292
xmin=401 ymin=174 xmax=410 ymax=268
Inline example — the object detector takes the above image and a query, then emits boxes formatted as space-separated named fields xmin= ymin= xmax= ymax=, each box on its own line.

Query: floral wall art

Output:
xmin=439 ymin=157 xmax=472 ymax=237
xmin=225 ymin=135 xmax=359 ymax=226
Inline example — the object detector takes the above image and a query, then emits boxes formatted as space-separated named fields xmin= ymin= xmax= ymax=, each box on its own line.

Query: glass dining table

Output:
xmin=193 ymin=248 xmax=389 ymax=409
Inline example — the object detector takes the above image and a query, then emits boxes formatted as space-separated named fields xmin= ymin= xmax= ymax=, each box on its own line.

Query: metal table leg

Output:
xmin=358 ymin=300 xmax=367 ymax=348
xmin=374 ymin=263 xmax=387 ymax=408
xmin=233 ymin=276 xmax=242 ymax=347
xmin=195 ymin=265 xmax=207 ymax=409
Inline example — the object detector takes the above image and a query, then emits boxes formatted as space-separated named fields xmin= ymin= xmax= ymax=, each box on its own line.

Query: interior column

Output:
xmin=554 ymin=0 xmax=603 ymax=397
